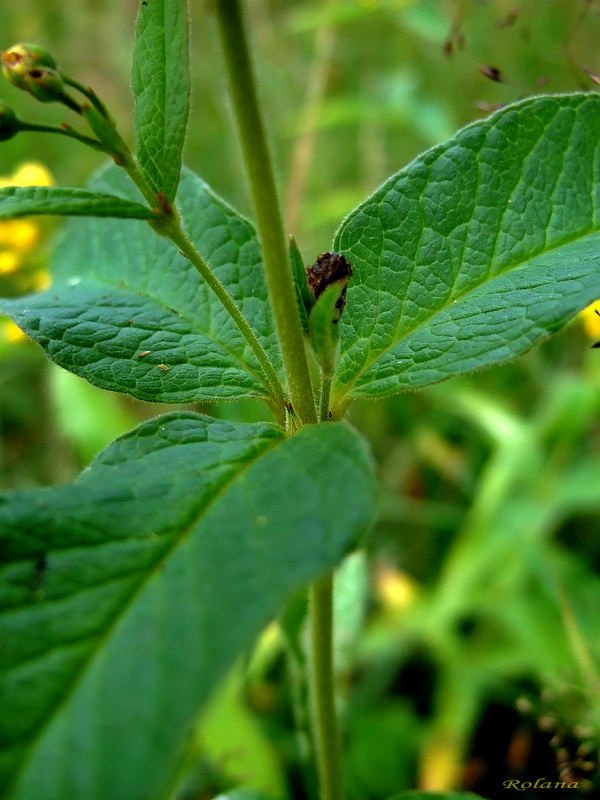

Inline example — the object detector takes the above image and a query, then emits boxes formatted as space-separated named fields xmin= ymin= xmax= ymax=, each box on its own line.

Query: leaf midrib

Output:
xmin=335 ymin=218 xmax=599 ymax=399
xmin=4 ymin=427 xmax=284 ymax=787
xmin=42 ymin=273 xmax=273 ymax=396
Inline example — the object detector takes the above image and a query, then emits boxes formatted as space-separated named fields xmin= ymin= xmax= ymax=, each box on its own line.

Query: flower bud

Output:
xmin=1 ymin=44 xmax=80 ymax=110
xmin=21 ymin=67 xmax=67 ymax=103
xmin=1 ymin=43 xmax=58 ymax=89
xmin=0 ymin=102 xmax=20 ymax=142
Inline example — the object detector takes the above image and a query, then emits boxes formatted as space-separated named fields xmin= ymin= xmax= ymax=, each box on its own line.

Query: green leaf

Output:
xmin=0 ymin=413 xmax=375 ymax=799
xmin=289 ymin=235 xmax=313 ymax=335
xmin=0 ymin=186 xmax=157 ymax=220
xmin=0 ymin=164 xmax=282 ymax=403
xmin=132 ymin=0 xmax=190 ymax=203
xmin=309 ymin=282 xmax=344 ymax=376
xmin=333 ymin=93 xmax=600 ymax=405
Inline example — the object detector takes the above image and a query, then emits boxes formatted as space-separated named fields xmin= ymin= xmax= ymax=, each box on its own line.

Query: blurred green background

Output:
xmin=2 ymin=1 xmax=600 ymax=798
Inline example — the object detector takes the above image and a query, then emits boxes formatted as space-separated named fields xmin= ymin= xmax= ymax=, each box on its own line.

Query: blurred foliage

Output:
xmin=1 ymin=1 xmax=600 ymax=798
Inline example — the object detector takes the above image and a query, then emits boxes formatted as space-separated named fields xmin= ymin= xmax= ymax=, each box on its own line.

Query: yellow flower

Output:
xmin=580 ymin=302 xmax=600 ymax=339
xmin=0 ymin=161 xmax=53 ymax=299
xmin=375 ymin=564 xmax=419 ymax=612
xmin=0 ymin=161 xmax=53 ymax=188
xmin=0 ymin=220 xmax=40 ymax=251
xmin=0 ymin=318 xmax=27 ymax=344
xmin=0 ymin=251 xmax=20 ymax=274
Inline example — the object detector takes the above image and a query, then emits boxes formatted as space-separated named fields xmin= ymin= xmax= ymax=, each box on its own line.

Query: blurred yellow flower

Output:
xmin=0 ymin=161 xmax=53 ymax=189
xmin=375 ymin=564 xmax=419 ymax=612
xmin=0 ymin=318 xmax=26 ymax=344
xmin=0 ymin=219 xmax=40 ymax=251
xmin=580 ymin=302 xmax=600 ymax=339
xmin=0 ymin=161 xmax=53 ymax=345
xmin=0 ymin=251 xmax=19 ymax=275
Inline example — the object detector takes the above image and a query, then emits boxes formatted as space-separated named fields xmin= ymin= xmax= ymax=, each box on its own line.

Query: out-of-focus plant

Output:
xmin=0 ymin=161 xmax=52 ymax=308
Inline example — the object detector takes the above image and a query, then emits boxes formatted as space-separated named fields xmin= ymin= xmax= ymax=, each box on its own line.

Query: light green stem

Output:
xmin=18 ymin=121 xmax=109 ymax=152
xmin=63 ymin=74 xmax=112 ymax=119
xmin=167 ymin=224 xmax=287 ymax=410
xmin=120 ymin=156 xmax=160 ymax=209
xmin=215 ymin=0 xmax=317 ymax=425
xmin=309 ymin=575 xmax=344 ymax=800
xmin=319 ymin=374 xmax=332 ymax=422
xmin=117 ymin=156 xmax=287 ymax=413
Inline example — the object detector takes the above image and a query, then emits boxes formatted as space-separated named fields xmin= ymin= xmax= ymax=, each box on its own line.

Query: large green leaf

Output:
xmin=0 ymin=413 xmax=375 ymax=799
xmin=0 ymin=186 xmax=157 ymax=220
xmin=333 ymin=93 xmax=600 ymax=407
xmin=0 ymin=165 xmax=282 ymax=403
xmin=132 ymin=0 xmax=190 ymax=203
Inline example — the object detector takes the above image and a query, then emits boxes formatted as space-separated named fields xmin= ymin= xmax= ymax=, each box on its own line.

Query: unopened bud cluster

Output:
xmin=0 ymin=42 xmax=130 ymax=162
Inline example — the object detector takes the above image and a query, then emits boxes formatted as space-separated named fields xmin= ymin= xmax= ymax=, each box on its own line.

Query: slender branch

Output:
xmin=117 ymin=156 xmax=287 ymax=412
xmin=215 ymin=0 xmax=317 ymax=425
xmin=63 ymin=74 xmax=112 ymax=119
xmin=119 ymin=155 xmax=164 ymax=209
xmin=167 ymin=224 xmax=287 ymax=409
xmin=319 ymin=373 xmax=332 ymax=422
xmin=18 ymin=120 xmax=110 ymax=152
xmin=309 ymin=575 xmax=344 ymax=800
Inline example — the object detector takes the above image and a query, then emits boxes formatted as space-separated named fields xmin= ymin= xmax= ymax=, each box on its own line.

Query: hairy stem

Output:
xmin=19 ymin=121 xmax=110 ymax=152
xmin=319 ymin=374 xmax=332 ymax=423
xmin=215 ymin=0 xmax=317 ymax=425
xmin=309 ymin=575 xmax=344 ymax=800
xmin=215 ymin=8 xmax=341 ymax=800
xmin=119 ymin=156 xmax=287 ymax=413
xmin=63 ymin=74 xmax=112 ymax=119
xmin=167 ymin=224 xmax=287 ymax=411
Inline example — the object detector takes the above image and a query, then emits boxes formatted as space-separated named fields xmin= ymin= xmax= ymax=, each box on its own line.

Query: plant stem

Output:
xmin=309 ymin=575 xmax=344 ymax=800
xmin=19 ymin=121 xmax=110 ymax=152
xmin=215 ymin=9 xmax=341 ymax=800
xmin=167 ymin=224 xmax=287 ymax=410
xmin=319 ymin=373 xmax=332 ymax=422
xmin=215 ymin=0 xmax=317 ymax=425
xmin=119 ymin=155 xmax=161 ymax=209
xmin=117 ymin=156 xmax=287 ymax=412
xmin=63 ymin=74 xmax=112 ymax=119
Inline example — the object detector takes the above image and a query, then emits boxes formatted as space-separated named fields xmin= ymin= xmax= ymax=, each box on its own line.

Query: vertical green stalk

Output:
xmin=309 ymin=575 xmax=344 ymax=800
xmin=319 ymin=374 xmax=332 ymax=423
xmin=215 ymin=4 xmax=342 ymax=799
xmin=215 ymin=0 xmax=317 ymax=425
